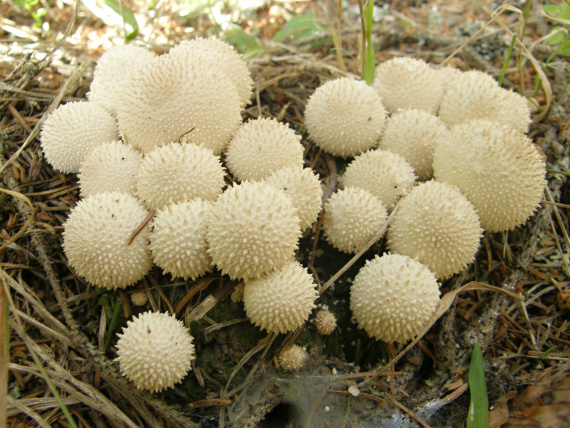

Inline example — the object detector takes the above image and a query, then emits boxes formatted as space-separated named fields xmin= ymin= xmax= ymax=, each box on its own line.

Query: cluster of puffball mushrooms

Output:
xmin=40 ymin=38 xmax=546 ymax=392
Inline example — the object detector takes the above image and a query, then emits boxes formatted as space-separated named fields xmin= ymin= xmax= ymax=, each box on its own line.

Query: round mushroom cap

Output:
xmin=243 ymin=260 xmax=318 ymax=334
xmin=88 ymin=45 xmax=155 ymax=117
xmin=116 ymin=311 xmax=195 ymax=392
xmin=437 ymin=66 xmax=464 ymax=94
xmin=314 ymin=309 xmax=337 ymax=335
xmin=62 ymin=192 xmax=152 ymax=289
xmin=304 ymin=77 xmax=387 ymax=158
xmin=40 ymin=101 xmax=119 ymax=174
xmin=438 ymin=71 xmax=531 ymax=133
xmin=373 ymin=57 xmax=443 ymax=114
xmin=433 ymin=120 xmax=546 ymax=232
xmin=207 ymin=181 xmax=301 ymax=280
xmin=379 ymin=109 xmax=449 ymax=181
xmin=136 ymin=142 xmax=225 ymax=210
xmin=168 ymin=37 xmax=253 ymax=108
xmin=278 ymin=344 xmax=308 ymax=371
xmin=225 ymin=118 xmax=304 ymax=182
xmin=130 ymin=291 xmax=149 ymax=306
xmin=387 ymin=181 xmax=483 ymax=279
xmin=350 ymin=253 xmax=440 ymax=343
xmin=323 ymin=187 xmax=388 ymax=254
xmin=150 ymin=199 xmax=213 ymax=280
xmin=341 ymin=150 xmax=417 ymax=211
xmin=265 ymin=166 xmax=324 ymax=230
xmin=78 ymin=140 xmax=143 ymax=198
xmin=116 ymin=51 xmax=241 ymax=155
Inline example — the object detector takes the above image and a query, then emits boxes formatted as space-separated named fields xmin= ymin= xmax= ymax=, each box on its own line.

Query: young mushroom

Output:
xmin=278 ymin=345 xmax=308 ymax=371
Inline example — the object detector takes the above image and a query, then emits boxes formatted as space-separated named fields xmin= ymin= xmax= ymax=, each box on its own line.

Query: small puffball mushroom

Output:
xmin=40 ymin=101 xmax=119 ymax=174
xmin=150 ymin=199 xmax=213 ymax=280
xmin=117 ymin=51 xmax=241 ymax=155
xmin=78 ymin=140 xmax=143 ymax=198
xmin=379 ymin=109 xmax=449 ymax=181
xmin=207 ymin=181 xmax=301 ymax=280
xmin=438 ymin=71 xmax=531 ymax=133
xmin=323 ymin=187 xmax=388 ymax=254
xmin=304 ymin=77 xmax=387 ymax=158
xmin=278 ymin=345 xmax=308 ymax=371
xmin=63 ymin=192 xmax=152 ymax=289
xmin=350 ymin=253 xmax=440 ymax=343
xmin=433 ymin=120 xmax=546 ymax=232
xmin=265 ymin=166 xmax=324 ymax=230
xmin=373 ymin=57 xmax=443 ymax=114
xmin=168 ymin=37 xmax=253 ymax=108
xmin=116 ymin=311 xmax=195 ymax=392
xmin=341 ymin=150 xmax=417 ymax=211
xmin=130 ymin=291 xmax=149 ymax=306
xmin=314 ymin=309 xmax=337 ymax=335
xmin=243 ymin=261 xmax=318 ymax=333
xmin=225 ymin=118 xmax=304 ymax=182
xmin=387 ymin=181 xmax=483 ymax=279
xmin=136 ymin=142 xmax=225 ymax=210
xmin=88 ymin=45 xmax=155 ymax=117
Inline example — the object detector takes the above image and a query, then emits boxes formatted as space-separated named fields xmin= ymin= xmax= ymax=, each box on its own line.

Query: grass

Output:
xmin=467 ymin=343 xmax=488 ymax=428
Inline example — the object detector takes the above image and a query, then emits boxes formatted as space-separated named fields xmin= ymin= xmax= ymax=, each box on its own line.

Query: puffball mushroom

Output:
xmin=433 ymin=120 xmax=546 ymax=232
xmin=88 ymin=45 xmax=155 ymax=117
xmin=225 ymin=118 xmax=304 ymax=182
xmin=438 ymin=70 xmax=531 ymax=133
xmin=78 ymin=140 xmax=143 ymax=198
xmin=243 ymin=260 xmax=318 ymax=334
xmin=136 ymin=142 xmax=225 ymax=210
xmin=40 ymin=101 xmax=119 ymax=174
xmin=278 ymin=345 xmax=308 ymax=371
xmin=304 ymin=77 xmax=387 ymax=158
xmin=314 ymin=309 xmax=337 ymax=335
xmin=62 ymin=192 xmax=152 ymax=289
xmin=265 ymin=166 xmax=324 ymax=231
xmin=350 ymin=253 xmax=440 ymax=343
xmin=341 ymin=150 xmax=417 ymax=211
xmin=150 ymin=199 xmax=213 ymax=280
xmin=323 ymin=187 xmax=388 ymax=254
xmin=207 ymin=181 xmax=302 ymax=280
xmin=373 ymin=57 xmax=443 ymax=114
xmin=116 ymin=311 xmax=195 ymax=392
xmin=168 ymin=37 xmax=253 ymax=109
xmin=386 ymin=181 xmax=483 ymax=279
xmin=116 ymin=50 xmax=241 ymax=155
xmin=378 ymin=109 xmax=449 ymax=181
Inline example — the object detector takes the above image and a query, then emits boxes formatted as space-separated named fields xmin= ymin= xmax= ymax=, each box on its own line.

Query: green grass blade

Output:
xmin=498 ymin=34 xmax=516 ymax=87
xmin=363 ymin=0 xmax=375 ymax=85
xmin=467 ymin=343 xmax=488 ymax=428
xmin=103 ymin=0 xmax=139 ymax=41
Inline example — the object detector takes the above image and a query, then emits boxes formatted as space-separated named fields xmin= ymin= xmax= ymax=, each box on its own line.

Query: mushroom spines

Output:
xmin=278 ymin=345 xmax=308 ymax=371
xmin=243 ymin=260 xmax=318 ymax=334
xmin=387 ymin=180 xmax=483 ymax=279
xmin=350 ymin=254 xmax=440 ymax=343
xmin=116 ymin=311 xmax=195 ymax=392
xmin=304 ymin=77 xmax=387 ymax=158
xmin=207 ymin=181 xmax=301 ymax=281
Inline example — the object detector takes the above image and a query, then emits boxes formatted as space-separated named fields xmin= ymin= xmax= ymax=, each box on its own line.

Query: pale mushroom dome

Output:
xmin=116 ymin=311 xmax=195 ymax=392
xmin=62 ymin=192 xmax=152 ymax=289
xmin=40 ymin=101 xmax=119 ymax=174
xmin=433 ymin=120 xmax=546 ymax=232
xmin=78 ymin=140 xmax=143 ymax=198
xmin=207 ymin=181 xmax=301 ymax=280
xmin=323 ymin=187 xmax=388 ymax=254
xmin=116 ymin=51 xmax=241 ymax=155
xmin=168 ymin=37 xmax=253 ymax=108
xmin=314 ymin=309 xmax=337 ymax=335
xmin=136 ymin=142 xmax=225 ymax=210
xmin=387 ymin=181 xmax=483 ymax=279
xmin=379 ymin=109 xmax=449 ymax=181
xmin=150 ymin=199 xmax=213 ymax=280
xmin=88 ymin=45 xmax=155 ymax=117
xmin=278 ymin=345 xmax=308 ymax=371
xmin=243 ymin=260 xmax=318 ymax=334
xmin=225 ymin=118 xmax=304 ymax=182
xmin=373 ymin=57 xmax=443 ymax=114
xmin=304 ymin=77 xmax=387 ymax=158
xmin=341 ymin=150 xmax=417 ymax=211
xmin=350 ymin=253 xmax=440 ymax=343
xmin=265 ymin=166 xmax=324 ymax=231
